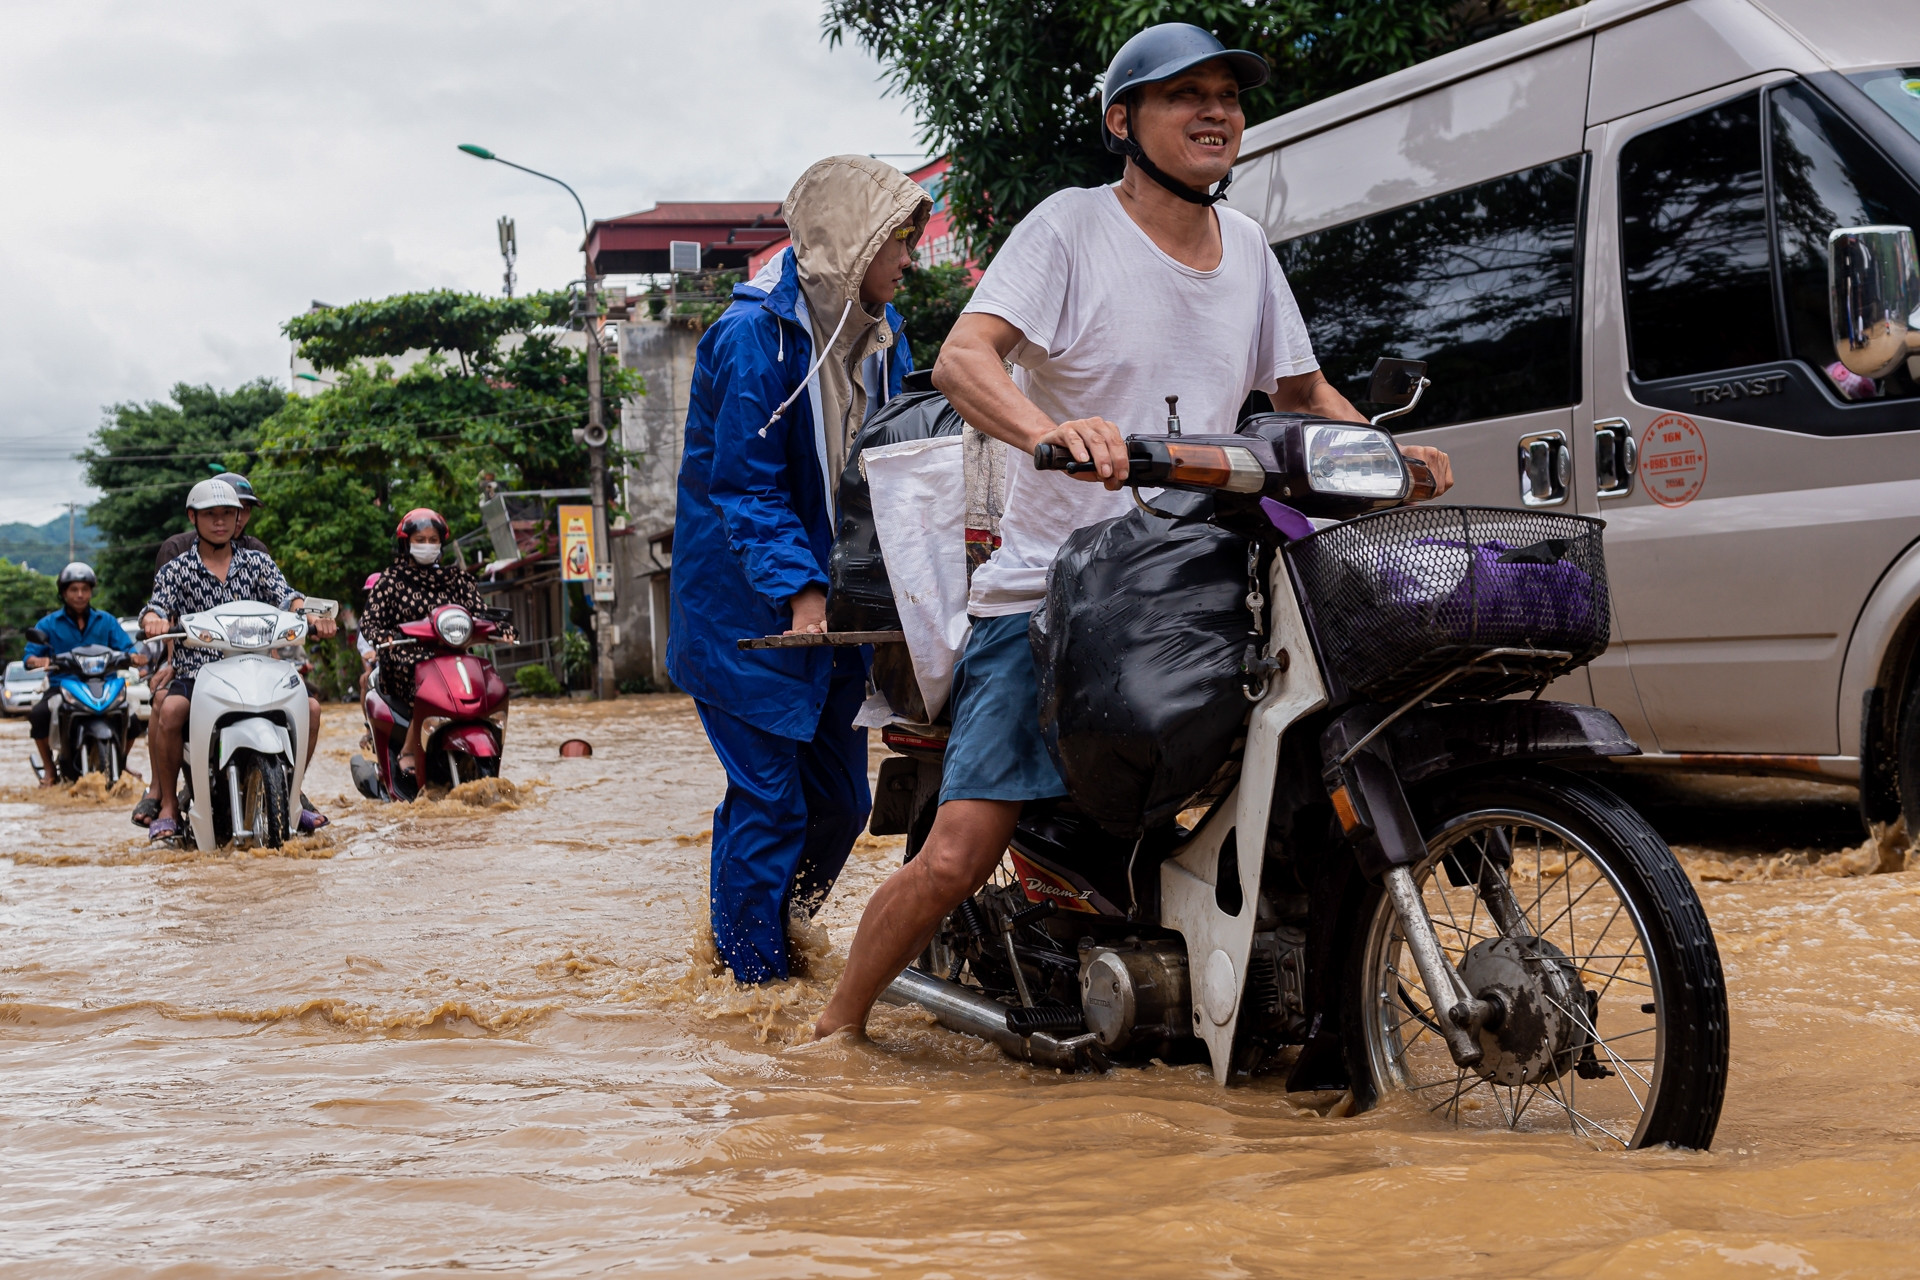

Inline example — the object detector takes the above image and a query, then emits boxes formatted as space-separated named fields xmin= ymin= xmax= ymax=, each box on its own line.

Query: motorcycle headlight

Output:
xmin=1304 ymin=423 xmax=1409 ymax=499
xmin=222 ymin=615 xmax=274 ymax=649
xmin=80 ymin=655 xmax=107 ymax=676
xmin=434 ymin=607 xmax=474 ymax=648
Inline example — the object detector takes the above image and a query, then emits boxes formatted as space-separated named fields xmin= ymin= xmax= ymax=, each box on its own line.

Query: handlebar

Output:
xmin=1404 ymin=457 xmax=1439 ymax=503
xmin=1032 ymin=442 xmax=1099 ymax=474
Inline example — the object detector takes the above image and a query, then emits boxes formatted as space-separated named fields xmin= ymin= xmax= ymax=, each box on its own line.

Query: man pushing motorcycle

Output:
xmin=815 ymin=23 xmax=1454 ymax=1038
xmin=139 ymin=477 xmax=336 ymax=844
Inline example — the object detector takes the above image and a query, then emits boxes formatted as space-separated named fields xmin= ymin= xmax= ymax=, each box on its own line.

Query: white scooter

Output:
xmin=159 ymin=598 xmax=336 ymax=852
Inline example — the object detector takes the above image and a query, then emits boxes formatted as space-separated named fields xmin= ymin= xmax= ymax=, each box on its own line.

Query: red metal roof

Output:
xmin=588 ymin=201 xmax=786 ymax=274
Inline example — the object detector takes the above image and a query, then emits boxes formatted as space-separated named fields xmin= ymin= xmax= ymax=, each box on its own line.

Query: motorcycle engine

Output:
xmin=1078 ymin=941 xmax=1190 ymax=1053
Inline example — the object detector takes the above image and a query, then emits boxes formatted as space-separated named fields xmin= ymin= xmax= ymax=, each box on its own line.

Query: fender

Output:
xmin=1837 ymin=534 xmax=1920 ymax=758
xmin=435 ymin=722 xmax=499 ymax=758
xmin=81 ymin=717 xmax=118 ymax=740
xmin=217 ymin=717 xmax=293 ymax=768
xmin=1384 ymin=700 xmax=1641 ymax=785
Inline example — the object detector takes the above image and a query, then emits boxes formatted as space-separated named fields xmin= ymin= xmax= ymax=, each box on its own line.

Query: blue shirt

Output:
xmin=25 ymin=607 xmax=136 ymax=661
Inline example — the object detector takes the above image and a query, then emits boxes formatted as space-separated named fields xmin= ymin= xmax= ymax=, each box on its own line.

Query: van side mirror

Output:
xmin=1829 ymin=224 xmax=1920 ymax=379
xmin=24 ymin=628 xmax=47 ymax=646
xmin=1367 ymin=358 xmax=1429 ymax=406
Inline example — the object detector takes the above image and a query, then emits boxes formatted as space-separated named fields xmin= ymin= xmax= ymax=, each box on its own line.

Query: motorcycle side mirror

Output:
xmin=1829 ymin=224 xmax=1920 ymax=379
xmin=298 ymin=597 xmax=339 ymax=621
xmin=23 ymin=628 xmax=47 ymax=646
xmin=1367 ymin=357 xmax=1429 ymax=407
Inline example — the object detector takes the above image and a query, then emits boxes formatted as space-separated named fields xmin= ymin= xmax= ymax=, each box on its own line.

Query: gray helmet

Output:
xmin=1099 ymin=23 xmax=1269 ymax=206
xmin=186 ymin=477 xmax=243 ymax=512
xmin=57 ymin=561 xmax=96 ymax=589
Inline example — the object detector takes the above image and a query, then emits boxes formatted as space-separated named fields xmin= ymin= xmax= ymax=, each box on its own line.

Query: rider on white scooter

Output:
xmin=813 ymin=23 xmax=1455 ymax=1038
xmin=139 ymin=477 xmax=338 ymax=844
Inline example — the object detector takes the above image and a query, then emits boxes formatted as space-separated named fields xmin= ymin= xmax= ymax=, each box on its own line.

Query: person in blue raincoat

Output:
xmin=669 ymin=155 xmax=931 ymax=982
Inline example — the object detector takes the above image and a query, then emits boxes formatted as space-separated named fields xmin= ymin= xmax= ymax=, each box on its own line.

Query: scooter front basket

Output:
xmin=1285 ymin=505 xmax=1609 ymax=702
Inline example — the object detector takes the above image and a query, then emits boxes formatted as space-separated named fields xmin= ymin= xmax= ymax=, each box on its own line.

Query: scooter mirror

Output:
xmin=1367 ymin=358 xmax=1429 ymax=407
xmin=298 ymin=597 xmax=340 ymax=621
xmin=24 ymin=627 xmax=47 ymax=646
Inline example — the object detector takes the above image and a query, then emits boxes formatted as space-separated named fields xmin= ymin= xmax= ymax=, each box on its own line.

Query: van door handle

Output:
xmin=1594 ymin=417 xmax=1637 ymax=498
xmin=1518 ymin=430 xmax=1571 ymax=506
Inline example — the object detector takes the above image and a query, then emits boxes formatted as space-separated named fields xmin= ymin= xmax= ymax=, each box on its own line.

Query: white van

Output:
xmin=1228 ymin=0 xmax=1920 ymax=824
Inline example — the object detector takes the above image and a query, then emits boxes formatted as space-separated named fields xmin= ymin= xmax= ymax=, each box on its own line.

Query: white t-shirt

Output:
xmin=962 ymin=185 xmax=1319 ymax=616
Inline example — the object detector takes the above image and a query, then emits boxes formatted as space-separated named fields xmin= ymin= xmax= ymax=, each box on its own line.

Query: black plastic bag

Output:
xmin=826 ymin=387 xmax=964 ymax=631
xmin=1032 ymin=499 xmax=1259 ymax=835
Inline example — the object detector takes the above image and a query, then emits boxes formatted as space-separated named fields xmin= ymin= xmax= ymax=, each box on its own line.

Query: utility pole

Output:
xmin=458 ymin=144 xmax=617 ymax=701
xmin=67 ymin=501 xmax=77 ymax=563
xmin=582 ymin=252 xmax=617 ymax=702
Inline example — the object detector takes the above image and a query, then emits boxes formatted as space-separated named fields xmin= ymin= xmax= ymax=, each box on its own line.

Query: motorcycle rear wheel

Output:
xmin=1344 ymin=767 xmax=1727 ymax=1150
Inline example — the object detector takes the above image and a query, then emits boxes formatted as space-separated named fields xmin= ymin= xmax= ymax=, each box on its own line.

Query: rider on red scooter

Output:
xmin=358 ymin=510 xmax=517 ymax=787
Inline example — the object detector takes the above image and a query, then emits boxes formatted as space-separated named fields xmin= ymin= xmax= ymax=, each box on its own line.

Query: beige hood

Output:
xmin=782 ymin=155 xmax=931 ymax=491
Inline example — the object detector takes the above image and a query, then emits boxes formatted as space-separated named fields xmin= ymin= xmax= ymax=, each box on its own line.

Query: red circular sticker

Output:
xmin=1640 ymin=413 xmax=1707 ymax=507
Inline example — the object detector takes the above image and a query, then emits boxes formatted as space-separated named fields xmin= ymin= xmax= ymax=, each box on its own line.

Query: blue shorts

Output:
xmin=939 ymin=612 xmax=1067 ymax=805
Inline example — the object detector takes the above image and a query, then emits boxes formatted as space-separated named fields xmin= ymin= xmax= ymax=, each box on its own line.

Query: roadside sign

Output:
xmin=592 ymin=562 xmax=617 ymax=603
xmin=558 ymin=505 xmax=594 ymax=581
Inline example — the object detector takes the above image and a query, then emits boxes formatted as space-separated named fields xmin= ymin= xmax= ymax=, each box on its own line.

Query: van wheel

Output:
xmin=1898 ymin=677 xmax=1920 ymax=834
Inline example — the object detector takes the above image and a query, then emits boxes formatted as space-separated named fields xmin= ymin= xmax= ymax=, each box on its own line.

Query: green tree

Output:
xmin=0 ymin=560 xmax=62 ymax=663
xmin=825 ymin=0 xmax=1567 ymax=263
xmin=80 ymin=380 xmax=286 ymax=613
xmin=248 ymin=290 xmax=641 ymax=626
xmin=893 ymin=262 xmax=977 ymax=370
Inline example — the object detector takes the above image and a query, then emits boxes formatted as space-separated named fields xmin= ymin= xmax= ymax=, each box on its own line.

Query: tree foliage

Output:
xmin=0 ymin=560 xmax=62 ymax=663
xmin=285 ymin=290 xmax=573 ymax=375
xmin=80 ymin=380 xmax=285 ymax=613
xmin=893 ymin=262 xmax=977 ymax=370
xmin=825 ymin=0 xmax=1570 ymax=262
xmin=248 ymin=292 xmax=641 ymax=624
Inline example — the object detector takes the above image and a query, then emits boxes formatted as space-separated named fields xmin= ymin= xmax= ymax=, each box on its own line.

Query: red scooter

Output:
xmin=351 ymin=604 xmax=512 ymax=801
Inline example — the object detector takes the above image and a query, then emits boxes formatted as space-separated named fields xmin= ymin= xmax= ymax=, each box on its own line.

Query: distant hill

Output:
xmin=0 ymin=510 xmax=105 ymax=576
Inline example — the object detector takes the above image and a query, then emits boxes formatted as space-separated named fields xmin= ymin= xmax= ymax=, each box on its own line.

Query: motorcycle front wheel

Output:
xmin=235 ymin=750 xmax=291 ymax=849
xmin=1344 ymin=767 xmax=1728 ymax=1150
xmin=83 ymin=737 xmax=119 ymax=785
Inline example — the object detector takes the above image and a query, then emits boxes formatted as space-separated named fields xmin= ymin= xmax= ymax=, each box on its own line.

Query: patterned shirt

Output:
xmin=144 ymin=546 xmax=299 ymax=682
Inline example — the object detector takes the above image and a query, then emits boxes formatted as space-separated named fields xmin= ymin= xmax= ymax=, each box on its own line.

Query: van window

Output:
xmin=1771 ymin=83 xmax=1920 ymax=403
xmin=1850 ymin=68 xmax=1920 ymax=146
xmin=1619 ymin=92 xmax=1775 ymax=382
xmin=1272 ymin=157 xmax=1583 ymax=430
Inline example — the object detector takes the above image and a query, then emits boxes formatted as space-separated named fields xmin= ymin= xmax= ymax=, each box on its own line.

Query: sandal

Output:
xmin=299 ymin=808 xmax=329 ymax=834
xmin=148 ymin=816 xmax=180 ymax=844
xmin=131 ymin=795 xmax=161 ymax=828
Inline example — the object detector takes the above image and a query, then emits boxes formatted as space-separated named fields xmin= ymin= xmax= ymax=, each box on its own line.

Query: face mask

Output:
xmin=410 ymin=542 xmax=442 ymax=565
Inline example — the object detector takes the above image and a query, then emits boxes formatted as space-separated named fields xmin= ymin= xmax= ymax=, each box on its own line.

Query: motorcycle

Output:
xmin=153 ymin=597 xmax=336 ymax=851
xmin=23 ymin=633 xmax=136 ymax=784
xmin=350 ymin=603 xmax=511 ymax=802
xmin=865 ymin=361 xmax=1728 ymax=1150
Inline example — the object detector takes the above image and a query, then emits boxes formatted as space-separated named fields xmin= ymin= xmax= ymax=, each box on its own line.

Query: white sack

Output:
xmin=862 ymin=434 xmax=970 ymax=721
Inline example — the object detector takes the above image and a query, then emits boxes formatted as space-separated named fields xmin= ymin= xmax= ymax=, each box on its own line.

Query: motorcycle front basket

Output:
xmin=1284 ymin=505 xmax=1610 ymax=701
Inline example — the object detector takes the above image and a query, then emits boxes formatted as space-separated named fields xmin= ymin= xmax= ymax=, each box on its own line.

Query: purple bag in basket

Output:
xmin=1376 ymin=537 xmax=1596 ymax=645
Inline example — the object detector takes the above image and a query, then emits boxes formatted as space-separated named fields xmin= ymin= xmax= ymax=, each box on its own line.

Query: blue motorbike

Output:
xmin=25 ymin=631 xmax=136 ymax=785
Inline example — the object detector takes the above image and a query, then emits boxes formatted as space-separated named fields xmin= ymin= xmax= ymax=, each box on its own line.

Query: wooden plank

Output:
xmin=737 ymin=631 xmax=906 ymax=650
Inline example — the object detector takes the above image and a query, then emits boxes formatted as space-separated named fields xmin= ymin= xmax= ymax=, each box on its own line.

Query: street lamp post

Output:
xmin=458 ymin=144 xmax=617 ymax=702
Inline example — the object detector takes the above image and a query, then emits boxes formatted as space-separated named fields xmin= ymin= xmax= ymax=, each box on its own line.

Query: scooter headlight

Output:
xmin=1304 ymin=423 xmax=1409 ymax=499
xmin=79 ymin=654 xmax=108 ymax=676
xmin=221 ymin=615 xmax=274 ymax=649
xmin=434 ymin=607 xmax=474 ymax=648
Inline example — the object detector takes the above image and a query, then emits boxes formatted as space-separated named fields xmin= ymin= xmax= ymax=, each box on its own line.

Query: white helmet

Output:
xmin=186 ymin=477 xmax=243 ymax=511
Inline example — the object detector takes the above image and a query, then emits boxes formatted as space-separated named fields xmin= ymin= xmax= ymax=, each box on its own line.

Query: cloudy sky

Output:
xmin=0 ymin=0 xmax=922 ymax=525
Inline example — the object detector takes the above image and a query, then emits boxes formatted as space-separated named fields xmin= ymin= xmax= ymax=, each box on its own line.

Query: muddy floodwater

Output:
xmin=4 ymin=696 xmax=1920 ymax=1277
